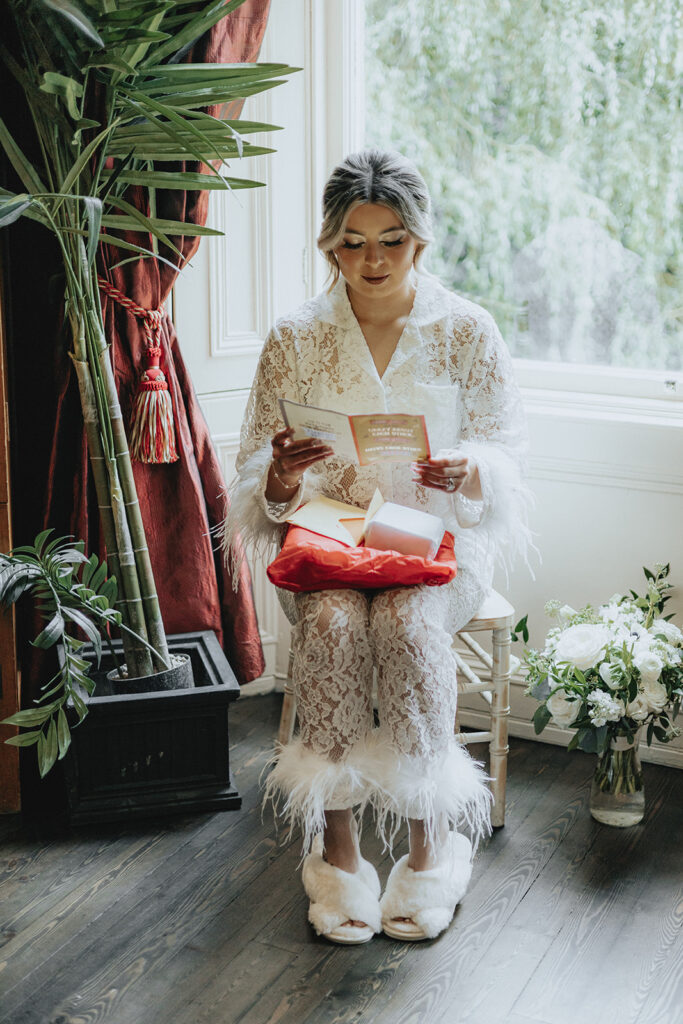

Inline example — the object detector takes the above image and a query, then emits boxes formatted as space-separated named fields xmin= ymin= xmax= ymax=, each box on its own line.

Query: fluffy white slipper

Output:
xmin=380 ymin=831 xmax=473 ymax=941
xmin=301 ymin=833 xmax=382 ymax=944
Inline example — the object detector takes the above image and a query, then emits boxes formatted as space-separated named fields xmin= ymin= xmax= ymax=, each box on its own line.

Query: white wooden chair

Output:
xmin=277 ymin=588 xmax=514 ymax=827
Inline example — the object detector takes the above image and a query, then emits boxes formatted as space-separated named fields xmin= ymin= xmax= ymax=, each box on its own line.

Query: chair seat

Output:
xmin=464 ymin=588 xmax=515 ymax=630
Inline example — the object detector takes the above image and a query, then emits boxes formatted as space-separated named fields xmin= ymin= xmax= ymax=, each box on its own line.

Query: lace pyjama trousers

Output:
xmin=261 ymin=566 xmax=494 ymax=862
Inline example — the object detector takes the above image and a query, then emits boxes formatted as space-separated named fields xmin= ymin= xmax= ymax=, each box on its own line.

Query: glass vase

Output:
xmin=589 ymin=729 xmax=645 ymax=826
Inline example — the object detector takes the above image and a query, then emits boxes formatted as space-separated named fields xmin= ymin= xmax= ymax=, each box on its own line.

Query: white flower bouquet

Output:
xmin=520 ymin=565 xmax=682 ymax=806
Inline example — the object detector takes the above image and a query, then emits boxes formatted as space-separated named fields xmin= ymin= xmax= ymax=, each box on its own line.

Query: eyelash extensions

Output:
xmin=342 ymin=238 xmax=406 ymax=250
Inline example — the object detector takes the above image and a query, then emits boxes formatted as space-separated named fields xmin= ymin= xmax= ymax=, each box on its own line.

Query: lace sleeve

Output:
xmin=221 ymin=322 xmax=305 ymax=590
xmin=450 ymin=313 xmax=538 ymax=581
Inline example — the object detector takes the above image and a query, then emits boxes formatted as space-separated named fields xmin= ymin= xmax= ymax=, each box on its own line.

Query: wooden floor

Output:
xmin=1 ymin=692 xmax=682 ymax=1024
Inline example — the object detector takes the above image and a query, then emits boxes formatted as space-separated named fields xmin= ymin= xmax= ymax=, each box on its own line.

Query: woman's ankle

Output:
xmin=407 ymin=818 xmax=449 ymax=871
xmin=323 ymin=809 xmax=361 ymax=873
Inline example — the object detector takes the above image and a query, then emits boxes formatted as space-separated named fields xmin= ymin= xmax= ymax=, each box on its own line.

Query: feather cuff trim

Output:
xmin=455 ymin=441 xmax=540 ymax=585
xmin=215 ymin=443 xmax=302 ymax=592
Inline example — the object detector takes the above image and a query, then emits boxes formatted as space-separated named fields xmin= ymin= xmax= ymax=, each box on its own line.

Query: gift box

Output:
xmin=364 ymin=501 xmax=445 ymax=559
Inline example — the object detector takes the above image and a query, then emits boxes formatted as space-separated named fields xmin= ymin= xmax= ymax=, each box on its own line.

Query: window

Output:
xmin=364 ymin=0 xmax=683 ymax=387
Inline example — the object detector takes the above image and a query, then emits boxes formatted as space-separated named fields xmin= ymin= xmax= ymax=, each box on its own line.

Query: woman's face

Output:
xmin=334 ymin=203 xmax=419 ymax=303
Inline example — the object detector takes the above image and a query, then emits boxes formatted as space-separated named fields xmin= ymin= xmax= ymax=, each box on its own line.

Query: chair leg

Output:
xmin=490 ymin=626 xmax=511 ymax=827
xmin=277 ymin=648 xmax=297 ymax=745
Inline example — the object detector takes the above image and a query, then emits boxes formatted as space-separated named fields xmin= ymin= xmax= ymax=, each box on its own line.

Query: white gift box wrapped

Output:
xmin=364 ymin=502 xmax=446 ymax=559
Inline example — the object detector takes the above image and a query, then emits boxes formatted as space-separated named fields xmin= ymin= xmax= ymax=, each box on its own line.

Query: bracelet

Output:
xmin=270 ymin=458 xmax=301 ymax=491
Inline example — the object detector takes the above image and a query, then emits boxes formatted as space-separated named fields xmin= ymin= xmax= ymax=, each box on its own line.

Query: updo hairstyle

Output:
xmin=317 ymin=148 xmax=434 ymax=286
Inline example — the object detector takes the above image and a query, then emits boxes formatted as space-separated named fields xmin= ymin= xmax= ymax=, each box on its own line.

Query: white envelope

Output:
xmin=286 ymin=490 xmax=384 ymax=546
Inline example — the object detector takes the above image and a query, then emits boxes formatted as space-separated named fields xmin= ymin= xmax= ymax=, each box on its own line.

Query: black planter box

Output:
xmin=60 ymin=631 xmax=242 ymax=824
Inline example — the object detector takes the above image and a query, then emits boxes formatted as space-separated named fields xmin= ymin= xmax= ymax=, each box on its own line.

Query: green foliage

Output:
xmin=0 ymin=531 xmax=157 ymax=777
xmin=0 ymin=0 xmax=299 ymax=267
xmin=510 ymin=614 xmax=529 ymax=644
xmin=0 ymin=1 xmax=298 ymax=686
xmin=365 ymin=0 xmax=682 ymax=372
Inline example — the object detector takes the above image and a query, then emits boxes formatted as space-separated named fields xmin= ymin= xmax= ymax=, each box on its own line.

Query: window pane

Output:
xmin=364 ymin=0 xmax=683 ymax=372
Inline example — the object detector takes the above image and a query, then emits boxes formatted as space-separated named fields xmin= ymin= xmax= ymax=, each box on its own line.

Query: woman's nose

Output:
xmin=364 ymin=244 xmax=384 ymax=267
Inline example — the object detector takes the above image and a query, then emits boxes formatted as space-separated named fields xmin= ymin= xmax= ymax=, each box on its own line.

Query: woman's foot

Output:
xmin=323 ymin=808 xmax=368 ymax=929
xmin=380 ymin=830 xmax=473 ymax=941
xmin=321 ymin=850 xmax=369 ymax=929
xmin=391 ymin=817 xmax=449 ymax=927
xmin=302 ymin=830 xmax=382 ymax=944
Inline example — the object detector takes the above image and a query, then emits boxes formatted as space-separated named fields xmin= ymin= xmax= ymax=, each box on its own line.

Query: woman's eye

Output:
xmin=342 ymin=241 xmax=363 ymax=250
xmin=383 ymin=238 xmax=405 ymax=247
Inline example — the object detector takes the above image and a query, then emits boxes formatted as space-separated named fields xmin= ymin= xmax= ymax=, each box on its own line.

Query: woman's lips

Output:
xmin=362 ymin=274 xmax=389 ymax=285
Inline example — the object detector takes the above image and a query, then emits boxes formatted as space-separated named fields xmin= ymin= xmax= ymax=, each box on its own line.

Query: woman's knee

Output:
xmin=370 ymin=586 xmax=443 ymax=645
xmin=295 ymin=588 xmax=370 ymax=637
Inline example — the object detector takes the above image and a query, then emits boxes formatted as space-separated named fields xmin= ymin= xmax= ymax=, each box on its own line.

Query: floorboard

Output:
xmin=0 ymin=692 xmax=681 ymax=1024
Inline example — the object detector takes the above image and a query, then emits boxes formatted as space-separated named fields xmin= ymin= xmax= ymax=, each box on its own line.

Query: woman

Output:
xmin=223 ymin=149 xmax=534 ymax=944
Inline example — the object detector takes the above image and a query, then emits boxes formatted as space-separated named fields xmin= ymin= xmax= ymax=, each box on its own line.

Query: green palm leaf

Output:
xmin=102 ymin=215 xmax=223 ymax=238
xmin=107 ymin=171 xmax=264 ymax=191
xmin=139 ymin=0 xmax=250 ymax=67
xmin=41 ymin=0 xmax=104 ymax=47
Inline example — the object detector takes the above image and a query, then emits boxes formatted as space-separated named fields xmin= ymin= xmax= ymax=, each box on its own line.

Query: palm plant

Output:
xmin=0 ymin=1 xmax=296 ymax=683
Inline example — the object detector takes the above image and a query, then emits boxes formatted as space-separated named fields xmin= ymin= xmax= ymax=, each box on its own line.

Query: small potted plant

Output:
xmin=520 ymin=564 xmax=682 ymax=826
xmin=0 ymin=532 xmax=241 ymax=822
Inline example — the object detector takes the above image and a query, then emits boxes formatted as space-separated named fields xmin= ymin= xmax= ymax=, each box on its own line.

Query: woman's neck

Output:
xmin=345 ymin=275 xmax=417 ymax=326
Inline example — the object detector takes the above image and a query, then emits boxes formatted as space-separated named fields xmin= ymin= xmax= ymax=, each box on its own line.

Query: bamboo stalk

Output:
xmin=96 ymin=340 xmax=170 ymax=670
xmin=83 ymin=255 xmax=170 ymax=671
xmin=107 ymin=469 xmax=153 ymax=676
xmin=64 ymin=231 xmax=154 ymax=676
xmin=77 ymin=291 xmax=156 ymax=677
xmin=70 ymin=351 xmax=143 ymax=675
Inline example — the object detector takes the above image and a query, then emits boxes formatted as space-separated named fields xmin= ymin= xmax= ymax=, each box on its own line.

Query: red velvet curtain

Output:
xmin=48 ymin=0 xmax=274 ymax=684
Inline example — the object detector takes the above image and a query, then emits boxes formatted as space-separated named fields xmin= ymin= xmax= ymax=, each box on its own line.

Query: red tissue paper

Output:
xmin=267 ymin=525 xmax=457 ymax=593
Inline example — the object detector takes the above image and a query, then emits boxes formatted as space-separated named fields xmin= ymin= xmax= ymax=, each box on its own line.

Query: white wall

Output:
xmin=175 ymin=0 xmax=683 ymax=768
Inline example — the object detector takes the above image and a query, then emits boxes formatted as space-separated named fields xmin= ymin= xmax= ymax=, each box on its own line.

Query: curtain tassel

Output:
xmin=97 ymin=276 xmax=179 ymax=464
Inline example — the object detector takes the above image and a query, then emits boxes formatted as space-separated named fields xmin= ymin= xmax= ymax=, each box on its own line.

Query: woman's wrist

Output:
xmin=266 ymin=458 xmax=302 ymax=503
xmin=270 ymin=458 xmax=300 ymax=490
xmin=459 ymin=461 xmax=482 ymax=502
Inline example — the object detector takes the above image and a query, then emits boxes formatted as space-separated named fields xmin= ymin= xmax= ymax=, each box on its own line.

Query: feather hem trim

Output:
xmin=260 ymin=730 xmax=493 ymax=867
xmin=259 ymin=734 xmax=372 ymax=867
xmin=356 ymin=729 xmax=494 ymax=861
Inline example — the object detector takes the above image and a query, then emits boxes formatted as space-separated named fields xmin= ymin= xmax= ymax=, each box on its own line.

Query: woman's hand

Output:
xmin=266 ymin=427 xmax=332 ymax=501
xmin=411 ymin=452 xmax=482 ymax=501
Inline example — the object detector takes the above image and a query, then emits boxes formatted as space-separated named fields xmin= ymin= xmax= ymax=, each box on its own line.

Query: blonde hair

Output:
xmin=317 ymin=149 xmax=434 ymax=286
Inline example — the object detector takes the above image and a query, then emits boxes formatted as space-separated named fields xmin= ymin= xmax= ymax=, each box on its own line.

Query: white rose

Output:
xmin=599 ymin=601 xmax=624 ymax=625
xmin=633 ymin=650 xmax=664 ymax=684
xmin=546 ymin=688 xmax=581 ymax=729
xmin=651 ymin=620 xmax=682 ymax=646
xmin=626 ymin=692 xmax=650 ymax=723
xmin=598 ymin=662 xmax=621 ymax=690
xmin=640 ymin=677 xmax=669 ymax=714
xmin=557 ymin=604 xmax=577 ymax=626
xmin=553 ymin=624 xmax=612 ymax=672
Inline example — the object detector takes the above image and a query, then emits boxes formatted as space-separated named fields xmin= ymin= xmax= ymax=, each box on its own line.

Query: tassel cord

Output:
xmin=97 ymin=276 xmax=179 ymax=465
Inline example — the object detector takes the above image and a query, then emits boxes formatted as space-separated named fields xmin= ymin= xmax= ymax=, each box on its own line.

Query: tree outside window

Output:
xmin=365 ymin=0 xmax=682 ymax=373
